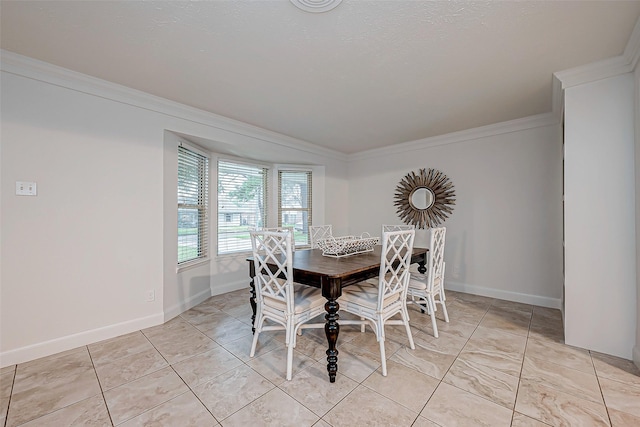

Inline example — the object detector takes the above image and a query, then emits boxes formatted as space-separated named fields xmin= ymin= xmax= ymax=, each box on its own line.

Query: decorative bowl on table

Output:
xmin=316 ymin=233 xmax=380 ymax=258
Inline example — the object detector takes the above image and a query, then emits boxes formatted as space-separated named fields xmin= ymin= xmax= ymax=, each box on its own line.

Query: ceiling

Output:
xmin=2 ymin=1 xmax=640 ymax=154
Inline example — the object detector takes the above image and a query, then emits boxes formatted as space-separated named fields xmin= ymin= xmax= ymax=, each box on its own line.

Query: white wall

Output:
xmin=348 ymin=120 xmax=564 ymax=308
xmin=635 ymin=63 xmax=640 ymax=369
xmin=564 ymin=73 xmax=636 ymax=359
xmin=0 ymin=53 xmax=349 ymax=367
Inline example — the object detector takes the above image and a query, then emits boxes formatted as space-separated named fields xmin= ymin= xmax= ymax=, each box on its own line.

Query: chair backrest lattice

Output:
xmin=382 ymin=224 xmax=415 ymax=233
xmin=250 ymin=230 xmax=295 ymax=312
xmin=309 ymin=225 xmax=333 ymax=249
xmin=377 ymin=229 xmax=415 ymax=310
xmin=427 ymin=227 xmax=446 ymax=291
xmin=262 ymin=226 xmax=296 ymax=252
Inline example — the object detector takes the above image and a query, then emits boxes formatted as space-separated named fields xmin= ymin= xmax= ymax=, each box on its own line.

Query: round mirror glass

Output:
xmin=410 ymin=187 xmax=434 ymax=210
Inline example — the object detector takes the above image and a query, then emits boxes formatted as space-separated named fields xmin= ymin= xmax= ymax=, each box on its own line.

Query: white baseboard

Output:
xmin=0 ymin=312 xmax=164 ymax=368
xmin=445 ymin=281 xmax=563 ymax=309
xmin=633 ymin=344 xmax=640 ymax=371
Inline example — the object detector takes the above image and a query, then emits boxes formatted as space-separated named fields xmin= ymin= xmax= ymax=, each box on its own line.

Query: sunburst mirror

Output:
xmin=394 ymin=168 xmax=456 ymax=229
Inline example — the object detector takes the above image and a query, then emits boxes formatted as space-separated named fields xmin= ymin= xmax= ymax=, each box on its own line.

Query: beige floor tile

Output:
xmin=279 ymin=362 xmax=358 ymax=417
xmin=591 ymin=351 xmax=640 ymax=387
xmin=411 ymin=416 xmax=441 ymax=427
xmin=222 ymin=387 xmax=319 ymax=427
xmin=524 ymin=337 xmax=594 ymax=373
xmin=412 ymin=328 xmax=469 ymax=356
xmin=246 ymin=346 xmax=316 ymax=385
xmin=118 ymin=391 xmax=219 ymax=427
xmin=17 ymin=395 xmax=111 ymax=427
xmin=7 ymin=289 xmax=639 ymax=427
xmin=195 ymin=313 xmax=255 ymax=345
xmin=608 ymin=407 xmax=640 ymax=427
xmin=362 ymin=359 xmax=439 ymax=412
xmin=490 ymin=299 xmax=533 ymax=314
xmin=599 ymin=376 xmax=640 ymax=418
xmin=103 ymin=367 xmax=189 ymax=425
xmin=514 ymin=378 xmax=609 ymax=426
xmin=421 ymin=382 xmax=512 ymax=427
xmin=291 ymin=327 xmax=334 ymax=362
xmin=192 ymin=364 xmax=275 ymax=421
xmin=459 ymin=326 xmax=526 ymax=377
xmin=88 ymin=331 xmax=154 ymax=366
xmin=390 ymin=341 xmax=456 ymax=380
xmin=13 ymin=347 xmax=93 ymax=386
xmin=179 ymin=302 xmax=223 ymax=325
xmin=414 ymin=316 xmax=478 ymax=340
xmin=343 ymin=323 xmax=406 ymax=359
xmin=443 ymin=357 xmax=519 ymax=409
xmin=172 ymin=346 xmax=243 ymax=388
xmin=326 ymin=342 xmax=381 ymax=383
xmin=468 ymin=325 xmax=527 ymax=353
xmin=522 ymin=355 xmax=601 ymax=403
xmin=220 ymin=302 xmax=254 ymax=321
xmin=1 ymin=370 xmax=14 ymax=397
xmin=528 ymin=308 xmax=564 ymax=343
xmin=220 ymin=331 xmax=285 ymax=363
xmin=511 ymin=411 xmax=551 ymax=426
xmin=94 ymin=346 xmax=168 ymax=390
xmin=142 ymin=319 xmax=219 ymax=364
xmin=323 ymin=385 xmax=418 ymax=427
xmin=0 ymin=365 xmax=16 ymax=375
xmin=7 ymin=349 xmax=102 ymax=427
xmin=479 ymin=308 xmax=531 ymax=337
xmin=441 ymin=300 xmax=489 ymax=325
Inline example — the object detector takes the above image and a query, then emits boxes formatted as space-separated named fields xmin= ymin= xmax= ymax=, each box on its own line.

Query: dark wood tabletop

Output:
xmin=247 ymin=246 xmax=428 ymax=382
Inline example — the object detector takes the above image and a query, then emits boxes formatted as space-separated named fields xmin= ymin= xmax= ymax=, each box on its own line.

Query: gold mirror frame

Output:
xmin=394 ymin=168 xmax=456 ymax=229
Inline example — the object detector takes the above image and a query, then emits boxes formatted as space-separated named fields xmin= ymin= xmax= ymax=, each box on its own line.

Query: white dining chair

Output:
xmin=339 ymin=228 xmax=416 ymax=376
xmin=263 ymin=226 xmax=296 ymax=251
xmin=382 ymin=224 xmax=415 ymax=232
xmin=249 ymin=229 xmax=326 ymax=380
xmin=309 ymin=224 xmax=333 ymax=248
xmin=407 ymin=226 xmax=449 ymax=338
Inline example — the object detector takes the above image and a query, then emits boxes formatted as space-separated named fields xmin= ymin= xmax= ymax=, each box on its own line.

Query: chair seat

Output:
xmin=408 ymin=275 xmax=441 ymax=291
xmin=263 ymin=280 xmax=325 ymax=314
xmin=341 ymin=281 xmax=400 ymax=310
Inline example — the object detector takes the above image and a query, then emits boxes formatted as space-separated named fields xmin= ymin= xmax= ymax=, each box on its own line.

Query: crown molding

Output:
xmin=348 ymin=112 xmax=559 ymax=162
xmin=0 ymin=50 xmax=348 ymax=162
xmin=624 ymin=16 xmax=640 ymax=70
xmin=550 ymin=17 xmax=640 ymax=123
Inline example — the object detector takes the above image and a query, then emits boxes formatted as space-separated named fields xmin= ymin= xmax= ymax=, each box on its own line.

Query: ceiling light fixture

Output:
xmin=290 ymin=0 xmax=343 ymax=13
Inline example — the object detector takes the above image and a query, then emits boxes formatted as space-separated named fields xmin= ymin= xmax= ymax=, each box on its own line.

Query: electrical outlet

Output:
xmin=145 ymin=290 xmax=155 ymax=302
xmin=16 ymin=181 xmax=37 ymax=196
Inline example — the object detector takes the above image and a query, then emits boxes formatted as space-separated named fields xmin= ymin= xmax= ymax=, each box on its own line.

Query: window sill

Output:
xmin=176 ymin=257 xmax=211 ymax=273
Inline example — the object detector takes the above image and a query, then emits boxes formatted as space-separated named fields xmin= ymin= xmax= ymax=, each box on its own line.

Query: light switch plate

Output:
xmin=16 ymin=181 xmax=37 ymax=196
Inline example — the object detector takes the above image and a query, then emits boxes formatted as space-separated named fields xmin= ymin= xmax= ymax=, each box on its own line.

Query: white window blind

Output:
xmin=218 ymin=160 xmax=268 ymax=255
xmin=178 ymin=144 xmax=209 ymax=264
xmin=278 ymin=170 xmax=312 ymax=246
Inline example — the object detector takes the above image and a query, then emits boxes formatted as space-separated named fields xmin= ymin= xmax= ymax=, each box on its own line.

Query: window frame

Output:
xmin=214 ymin=156 xmax=324 ymax=257
xmin=277 ymin=168 xmax=313 ymax=247
xmin=215 ymin=156 xmax=270 ymax=256
xmin=177 ymin=141 xmax=210 ymax=269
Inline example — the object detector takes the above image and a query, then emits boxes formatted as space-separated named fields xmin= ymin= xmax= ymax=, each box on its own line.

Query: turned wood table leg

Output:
xmin=322 ymin=277 xmax=341 ymax=383
xmin=249 ymin=261 xmax=257 ymax=334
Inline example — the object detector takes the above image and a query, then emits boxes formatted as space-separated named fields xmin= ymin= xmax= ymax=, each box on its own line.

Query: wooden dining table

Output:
xmin=247 ymin=245 xmax=428 ymax=382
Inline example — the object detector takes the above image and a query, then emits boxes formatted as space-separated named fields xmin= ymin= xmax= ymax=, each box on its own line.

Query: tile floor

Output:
xmin=2 ymin=289 xmax=640 ymax=426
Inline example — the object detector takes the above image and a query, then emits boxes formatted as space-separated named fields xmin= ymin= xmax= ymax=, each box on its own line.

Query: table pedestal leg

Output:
xmin=325 ymin=298 xmax=339 ymax=383
xmin=249 ymin=262 xmax=257 ymax=334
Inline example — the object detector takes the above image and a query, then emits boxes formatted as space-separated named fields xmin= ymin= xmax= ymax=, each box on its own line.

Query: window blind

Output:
xmin=278 ymin=170 xmax=312 ymax=246
xmin=178 ymin=144 xmax=209 ymax=264
xmin=217 ymin=160 xmax=268 ymax=254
